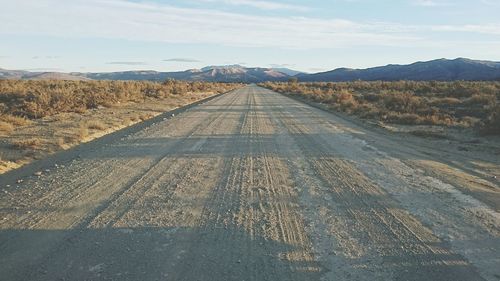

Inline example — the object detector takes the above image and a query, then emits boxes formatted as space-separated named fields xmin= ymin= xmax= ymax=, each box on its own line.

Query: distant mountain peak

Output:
xmin=201 ymin=65 xmax=245 ymax=71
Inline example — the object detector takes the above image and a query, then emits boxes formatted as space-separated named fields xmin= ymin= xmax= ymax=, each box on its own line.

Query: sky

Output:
xmin=1 ymin=0 xmax=500 ymax=73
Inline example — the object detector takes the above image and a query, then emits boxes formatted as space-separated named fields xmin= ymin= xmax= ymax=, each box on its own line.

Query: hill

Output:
xmin=297 ymin=58 xmax=500 ymax=82
xmin=72 ymin=66 xmax=292 ymax=83
xmin=0 ymin=69 xmax=88 ymax=80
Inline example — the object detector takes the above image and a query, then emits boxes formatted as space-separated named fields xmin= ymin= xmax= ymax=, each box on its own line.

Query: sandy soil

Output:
xmin=0 ymin=92 xmax=216 ymax=174
xmin=0 ymin=85 xmax=498 ymax=281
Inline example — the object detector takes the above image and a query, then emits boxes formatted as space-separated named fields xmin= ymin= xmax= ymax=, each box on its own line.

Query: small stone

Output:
xmin=16 ymin=179 xmax=24 ymax=184
xmin=34 ymin=171 xmax=43 ymax=176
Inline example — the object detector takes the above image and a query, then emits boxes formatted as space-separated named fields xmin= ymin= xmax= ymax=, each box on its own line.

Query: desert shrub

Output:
xmin=77 ymin=124 xmax=89 ymax=141
xmin=0 ymin=121 xmax=14 ymax=134
xmin=429 ymin=97 xmax=461 ymax=106
xmin=0 ymin=114 xmax=30 ymax=126
xmin=0 ymin=80 xmax=242 ymax=119
xmin=13 ymin=138 xmax=41 ymax=150
xmin=464 ymin=94 xmax=496 ymax=107
xmin=363 ymin=93 xmax=380 ymax=102
xmin=259 ymin=81 xmax=500 ymax=133
xmin=481 ymin=105 xmax=500 ymax=135
xmin=383 ymin=113 xmax=421 ymax=125
xmin=139 ymin=113 xmax=155 ymax=121
xmin=356 ymin=103 xmax=380 ymax=119
xmin=86 ymin=120 xmax=107 ymax=130
xmin=379 ymin=91 xmax=424 ymax=113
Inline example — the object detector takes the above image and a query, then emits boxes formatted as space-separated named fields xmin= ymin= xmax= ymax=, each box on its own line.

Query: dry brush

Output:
xmin=260 ymin=81 xmax=500 ymax=134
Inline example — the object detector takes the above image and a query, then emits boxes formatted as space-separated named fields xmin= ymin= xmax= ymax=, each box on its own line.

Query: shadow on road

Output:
xmin=0 ymin=225 xmax=323 ymax=281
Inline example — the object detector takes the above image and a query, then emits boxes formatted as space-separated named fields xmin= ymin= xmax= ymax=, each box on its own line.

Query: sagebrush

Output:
xmin=0 ymin=80 xmax=241 ymax=133
xmin=260 ymin=81 xmax=500 ymax=134
xmin=0 ymin=79 xmax=241 ymax=119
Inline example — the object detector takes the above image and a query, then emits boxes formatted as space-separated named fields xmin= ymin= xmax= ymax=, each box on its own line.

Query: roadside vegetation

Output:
xmin=260 ymin=80 xmax=500 ymax=135
xmin=0 ymin=79 xmax=240 ymax=120
xmin=0 ymin=79 xmax=242 ymax=173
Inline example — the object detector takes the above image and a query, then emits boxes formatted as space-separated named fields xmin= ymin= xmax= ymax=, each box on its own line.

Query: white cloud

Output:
xmin=480 ymin=0 xmax=500 ymax=5
xmin=432 ymin=24 xmax=500 ymax=35
xmin=0 ymin=0 xmax=498 ymax=51
xmin=198 ymin=0 xmax=309 ymax=11
xmin=163 ymin=58 xmax=201 ymax=62
xmin=106 ymin=61 xmax=148 ymax=65
xmin=412 ymin=0 xmax=450 ymax=6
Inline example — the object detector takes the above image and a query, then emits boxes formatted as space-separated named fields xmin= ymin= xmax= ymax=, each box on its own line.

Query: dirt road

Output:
xmin=1 ymin=85 xmax=499 ymax=281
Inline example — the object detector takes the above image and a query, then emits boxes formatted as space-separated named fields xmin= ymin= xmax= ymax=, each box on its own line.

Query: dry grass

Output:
xmin=86 ymin=120 xmax=107 ymax=130
xmin=0 ymin=121 xmax=14 ymax=135
xmin=0 ymin=79 xmax=241 ymax=141
xmin=12 ymin=138 xmax=42 ymax=150
xmin=77 ymin=124 xmax=89 ymax=141
xmin=56 ymin=137 xmax=66 ymax=148
xmin=0 ymin=79 xmax=242 ymax=119
xmin=0 ymin=80 xmax=235 ymax=174
xmin=0 ymin=114 xmax=31 ymax=126
xmin=260 ymin=81 xmax=500 ymax=134
xmin=0 ymin=114 xmax=31 ymax=135
xmin=139 ymin=113 xmax=155 ymax=121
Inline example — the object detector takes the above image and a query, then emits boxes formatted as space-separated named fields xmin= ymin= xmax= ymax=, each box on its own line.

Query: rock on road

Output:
xmin=0 ymin=85 xmax=499 ymax=281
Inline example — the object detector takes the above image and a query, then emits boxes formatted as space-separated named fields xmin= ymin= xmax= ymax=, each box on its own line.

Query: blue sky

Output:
xmin=1 ymin=0 xmax=499 ymax=73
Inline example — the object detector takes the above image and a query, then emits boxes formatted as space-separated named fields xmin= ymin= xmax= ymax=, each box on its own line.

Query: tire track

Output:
xmin=261 ymin=88 xmax=486 ymax=281
xmin=173 ymin=87 xmax=322 ymax=281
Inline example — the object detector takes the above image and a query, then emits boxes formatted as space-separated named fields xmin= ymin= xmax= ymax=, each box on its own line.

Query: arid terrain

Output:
xmin=0 ymin=80 xmax=241 ymax=173
xmin=0 ymin=85 xmax=499 ymax=280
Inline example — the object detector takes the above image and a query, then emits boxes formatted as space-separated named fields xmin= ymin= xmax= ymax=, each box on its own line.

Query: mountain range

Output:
xmin=297 ymin=58 xmax=500 ymax=82
xmin=0 ymin=65 xmax=294 ymax=83
xmin=2 ymin=58 xmax=500 ymax=82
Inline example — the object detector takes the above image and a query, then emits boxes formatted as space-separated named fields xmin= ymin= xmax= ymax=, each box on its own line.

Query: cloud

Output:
xmin=32 ymin=56 xmax=60 ymax=59
xmin=0 ymin=0 xmax=498 ymax=51
xmin=269 ymin=63 xmax=295 ymax=68
xmin=106 ymin=61 xmax=147 ymax=65
xmin=412 ymin=0 xmax=451 ymax=7
xmin=163 ymin=58 xmax=201 ymax=62
xmin=0 ymin=0 xmax=422 ymax=49
xmin=431 ymin=24 xmax=500 ymax=35
xmin=198 ymin=0 xmax=309 ymax=11
xmin=480 ymin=0 xmax=500 ymax=5
xmin=23 ymin=68 xmax=63 ymax=71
